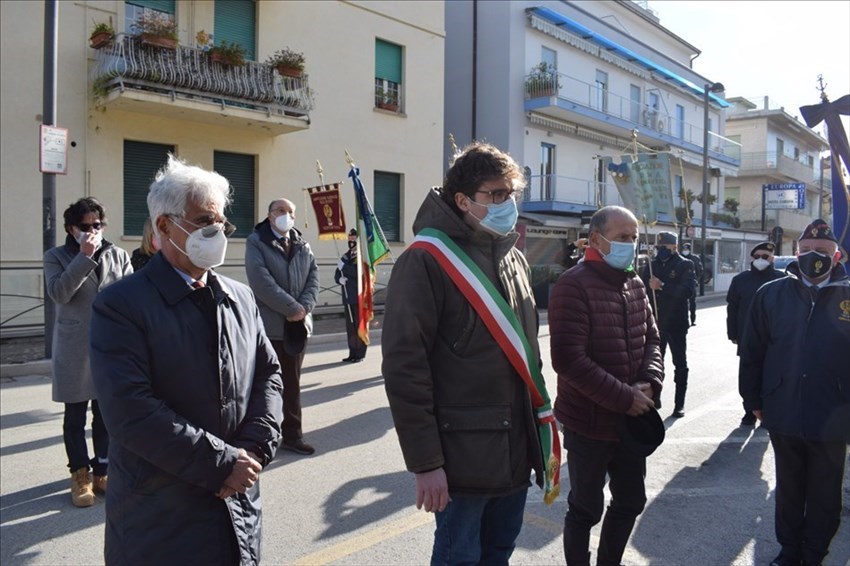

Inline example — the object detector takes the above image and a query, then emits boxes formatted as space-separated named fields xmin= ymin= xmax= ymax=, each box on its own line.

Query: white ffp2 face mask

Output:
xmin=275 ymin=213 xmax=295 ymax=234
xmin=752 ymin=258 xmax=770 ymax=271
xmin=169 ymin=218 xmax=227 ymax=270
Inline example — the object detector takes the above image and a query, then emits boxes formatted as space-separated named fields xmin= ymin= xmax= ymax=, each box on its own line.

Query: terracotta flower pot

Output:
xmin=276 ymin=65 xmax=303 ymax=78
xmin=89 ymin=32 xmax=113 ymax=49
xmin=140 ymin=34 xmax=178 ymax=50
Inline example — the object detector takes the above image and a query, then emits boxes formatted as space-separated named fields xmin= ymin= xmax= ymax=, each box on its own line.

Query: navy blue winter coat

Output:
xmin=90 ymin=252 xmax=284 ymax=565
xmin=739 ymin=261 xmax=850 ymax=443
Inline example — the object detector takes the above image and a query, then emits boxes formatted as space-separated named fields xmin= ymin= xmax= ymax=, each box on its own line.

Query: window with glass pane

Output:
xmin=374 ymin=171 xmax=401 ymax=242
xmin=595 ymin=70 xmax=608 ymax=113
xmin=125 ymin=0 xmax=175 ymax=33
xmin=375 ymin=39 xmax=402 ymax=111
xmin=675 ymin=105 xmax=684 ymax=138
xmin=213 ymin=151 xmax=256 ymax=238
xmin=124 ymin=140 xmax=175 ymax=236
xmin=542 ymin=47 xmax=557 ymax=70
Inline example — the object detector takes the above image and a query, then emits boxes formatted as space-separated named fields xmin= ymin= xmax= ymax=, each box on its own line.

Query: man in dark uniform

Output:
xmin=740 ymin=220 xmax=850 ymax=566
xmin=726 ymin=241 xmax=785 ymax=426
xmin=640 ymin=231 xmax=696 ymax=417
xmin=334 ymin=229 xmax=367 ymax=363
xmin=680 ymin=242 xmax=702 ymax=325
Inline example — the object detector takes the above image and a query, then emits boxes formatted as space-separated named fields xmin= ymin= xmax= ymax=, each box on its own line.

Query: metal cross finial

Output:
xmin=816 ymin=75 xmax=830 ymax=103
xmin=316 ymin=160 xmax=324 ymax=185
xmin=344 ymin=149 xmax=355 ymax=168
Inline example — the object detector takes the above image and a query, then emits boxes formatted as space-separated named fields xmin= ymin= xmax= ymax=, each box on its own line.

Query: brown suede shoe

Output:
xmin=93 ymin=475 xmax=107 ymax=495
xmin=70 ymin=468 xmax=95 ymax=507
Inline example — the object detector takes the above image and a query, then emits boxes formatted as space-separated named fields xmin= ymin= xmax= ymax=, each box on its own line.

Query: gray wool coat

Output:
xmin=245 ymin=220 xmax=319 ymax=340
xmin=43 ymin=238 xmax=132 ymax=403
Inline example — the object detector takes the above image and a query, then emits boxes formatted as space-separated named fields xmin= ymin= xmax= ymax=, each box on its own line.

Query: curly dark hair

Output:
xmin=439 ymin=141 xmax=526 ymax=215
xmin=63 ymin=197 xmax=107 ymax=231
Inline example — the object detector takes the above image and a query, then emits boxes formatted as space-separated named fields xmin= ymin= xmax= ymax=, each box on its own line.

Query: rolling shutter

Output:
xmin=373 ymin=171 xmax=400 ymax=242
xmin=214 ymin=0 xmax=256 ymax=61
xmin=375 ymin=39 xmax=402 ymax=83
xmin=123 ymin=140 xmax=174 ymax=236
xmin=214 ymin=151 xmax=256 ymax=238
xmin=126 ymin=0 xmax=175 ymax=14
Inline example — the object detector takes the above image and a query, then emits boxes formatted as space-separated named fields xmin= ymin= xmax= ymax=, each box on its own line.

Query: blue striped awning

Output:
xmin=530 ymin=6 xmax=730 ymax=108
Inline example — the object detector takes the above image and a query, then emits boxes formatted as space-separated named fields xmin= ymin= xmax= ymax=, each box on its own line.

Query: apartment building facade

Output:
xmin=443 ymin=0 xmax=775 ymax=295
xmin=725 ymin=96 xmax=830 ymax=255
xmin=0 ymin=0 xmax=445 ymax=336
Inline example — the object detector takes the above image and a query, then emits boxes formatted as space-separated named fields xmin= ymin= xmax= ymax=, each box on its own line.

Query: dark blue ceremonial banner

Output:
xmin=800 ymin=94 xmax=850 ymax=268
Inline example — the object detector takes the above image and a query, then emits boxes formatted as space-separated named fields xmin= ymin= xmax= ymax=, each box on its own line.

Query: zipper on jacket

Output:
xmin=621 ymin=289 xmax=635 ymax=382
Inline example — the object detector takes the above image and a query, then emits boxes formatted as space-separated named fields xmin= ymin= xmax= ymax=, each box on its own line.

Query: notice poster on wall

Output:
xmin=39 ymin=125 xmax=68 ymax=175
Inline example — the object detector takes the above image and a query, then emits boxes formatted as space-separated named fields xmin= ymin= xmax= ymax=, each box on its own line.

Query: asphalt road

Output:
xmin=1 ymin=299 xmax=848 ymax=565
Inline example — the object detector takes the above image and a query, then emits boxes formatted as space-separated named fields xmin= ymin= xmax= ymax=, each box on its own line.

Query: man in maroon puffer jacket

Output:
xmin=549 ymin=205 xmax=664 ymax=566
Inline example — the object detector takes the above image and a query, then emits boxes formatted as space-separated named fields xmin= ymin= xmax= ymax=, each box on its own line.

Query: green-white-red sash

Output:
xmin=410 ymin=227 xmax=561 ymax=505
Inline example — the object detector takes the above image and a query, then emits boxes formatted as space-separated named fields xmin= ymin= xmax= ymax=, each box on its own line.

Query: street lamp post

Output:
xmin=699 ymin=82 xmax=724 ymax=297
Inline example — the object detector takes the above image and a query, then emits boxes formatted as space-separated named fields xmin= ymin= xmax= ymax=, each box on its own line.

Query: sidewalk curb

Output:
xmin=0 ymin=331 xmax=372 ymax=380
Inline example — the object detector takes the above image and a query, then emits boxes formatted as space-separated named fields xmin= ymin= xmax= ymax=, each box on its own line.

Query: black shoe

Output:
xmin=349 ymin=357 xmax=364 ymax=363
xmin=672 ymin=407 xmax=685 ymax=418
xmin=740 ymin=413 xmax=757 ymax=426
xmin=282 ymin=439 xmax=315 ymax=455
xmin=770 ymin=553 xmax=803 ymax=566
xmin=341 ymin=356 xmax=354 ymax=362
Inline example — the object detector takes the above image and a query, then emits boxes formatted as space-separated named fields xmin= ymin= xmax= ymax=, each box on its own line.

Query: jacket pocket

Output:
xmin=436 ymin=404 xmax=512 ymax=491
xmin=448 ymin=304 xmax=477 ymax=355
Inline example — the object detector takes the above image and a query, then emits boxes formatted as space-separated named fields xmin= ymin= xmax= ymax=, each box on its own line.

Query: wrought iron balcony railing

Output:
xmin=90 ymin=34 xmax=313 ymax=119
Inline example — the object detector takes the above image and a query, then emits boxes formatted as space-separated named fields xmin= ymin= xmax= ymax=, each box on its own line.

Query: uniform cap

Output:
xmin=750 ymin=241 xmax=775 ymax=256
xmin=798 ymin=219 xmax=837 ymax=243
xmin=656 ymin=232 xmax=678 ymax=246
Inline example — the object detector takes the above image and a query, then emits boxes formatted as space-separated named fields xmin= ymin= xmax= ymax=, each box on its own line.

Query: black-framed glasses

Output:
xmin=475 ymin=188 xmax=516 ymax=204
xmin=171 ymin=215 xmax=236 ymax=238
xmin=77 ymin=222 xmax=104 ymax=231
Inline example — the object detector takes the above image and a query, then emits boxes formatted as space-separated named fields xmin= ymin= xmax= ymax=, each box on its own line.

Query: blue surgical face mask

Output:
xmin=655 ymin=247 xmax=672 ymax=261
xmin=468 ymin=198 xmax=518 ymax=236
xmin=599 ymin=235 xmax=636 ymax=270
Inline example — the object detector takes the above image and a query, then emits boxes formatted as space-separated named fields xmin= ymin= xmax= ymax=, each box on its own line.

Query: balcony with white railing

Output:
xmin=89 ymin=34 xmax=314 ymax=135
xmin=524 ymin=70 xmax=741 ymax=165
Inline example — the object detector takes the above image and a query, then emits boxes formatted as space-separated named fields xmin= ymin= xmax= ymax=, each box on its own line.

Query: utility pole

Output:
xmin=42 ymin=0 xmax=58 ymax=357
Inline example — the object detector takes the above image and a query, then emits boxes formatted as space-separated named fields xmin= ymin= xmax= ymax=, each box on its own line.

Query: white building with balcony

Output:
xmin=444 ymin=0 xmax=767 ymax=295
xmin=0 ymin=0 xmax=444 ymax=336
xmin=725 ymin=96 xmax=830 ymax=254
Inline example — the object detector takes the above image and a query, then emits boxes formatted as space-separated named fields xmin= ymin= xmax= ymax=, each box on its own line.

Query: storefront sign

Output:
xmin=524 ymin=226 xmax=572 ymax=239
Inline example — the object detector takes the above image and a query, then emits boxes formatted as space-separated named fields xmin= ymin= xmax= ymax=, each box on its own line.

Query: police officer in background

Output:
xmin=680 ymin=242 xmax=702 ymax=325
xmin=640 ymin=232 xmax=696 ymax=417
xmin=726 ymin=241 xmax=785 ymax=427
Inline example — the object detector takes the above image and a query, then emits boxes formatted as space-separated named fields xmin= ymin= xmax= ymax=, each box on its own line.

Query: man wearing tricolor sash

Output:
xmin=549 ymin=206 xmax=664 ymax=566
xmin=383 ymin=142 xmax=554 ymax=565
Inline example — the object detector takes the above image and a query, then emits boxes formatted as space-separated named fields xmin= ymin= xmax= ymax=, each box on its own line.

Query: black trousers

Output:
xmin=63 ymin=400 xmax=108 ymax=475
xmin=562 ymin=429 xmax=647 ymax=566
xmin=658 ymin=327 xmax=688 ymax=374
xmin=769 ymin=432 xmax=847 ymax=565
xmin=271 ymin=340 xmax=306 ymax=441
xmin=344 ymin=304 xmax=367 ymax=360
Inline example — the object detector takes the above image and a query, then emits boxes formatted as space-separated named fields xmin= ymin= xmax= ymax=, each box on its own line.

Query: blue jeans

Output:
xmin=431 ymin=489 xmax=528 ymax=566
xmin=63 ymin=400 xmax=109 ymax=475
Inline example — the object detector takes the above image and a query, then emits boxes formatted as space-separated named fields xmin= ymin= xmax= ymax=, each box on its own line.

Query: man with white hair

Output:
xmin=740 ymin=219 xmax=850 ymax=566
xmin=90 ymin=154 xmax=283 ymax=565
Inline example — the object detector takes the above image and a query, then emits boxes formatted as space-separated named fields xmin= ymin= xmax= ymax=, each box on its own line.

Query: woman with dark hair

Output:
xmin=43 ymin=197 xmax=132 ymax=507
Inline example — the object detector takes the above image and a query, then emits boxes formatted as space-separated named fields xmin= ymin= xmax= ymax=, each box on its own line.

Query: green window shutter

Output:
xmin=214 ymin=0 xmax=256 ymax=61
xmin=123 ymin=140 xmax=174 ymax=236
xmin=126 ymin=0 xmax=175 ymax=14
xmin=373 ymin=172 xmax=400 ymax=242
xmin=214 ymin=151 xmax=256 ymax=238
xmin=375 ymin=39 xmax=402 ymax=83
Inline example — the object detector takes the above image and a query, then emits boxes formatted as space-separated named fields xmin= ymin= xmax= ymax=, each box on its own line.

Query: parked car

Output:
xmin=773 ymin=255 xmax=796 ymax=272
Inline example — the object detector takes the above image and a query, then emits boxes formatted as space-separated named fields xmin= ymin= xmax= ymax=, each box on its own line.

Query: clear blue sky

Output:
xmin=653 ymin=0 xmax=850 ymax=139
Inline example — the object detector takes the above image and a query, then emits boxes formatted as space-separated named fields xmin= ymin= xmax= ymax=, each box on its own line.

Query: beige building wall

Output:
xmin=0 ymin=0 xmax=444 ymax=334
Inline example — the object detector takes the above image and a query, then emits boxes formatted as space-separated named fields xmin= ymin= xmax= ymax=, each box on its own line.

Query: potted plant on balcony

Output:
xmin=266 ymin=47 xmax=305 ymax=78
xmin=525 ymin=62 xmax=561 ymax=97
xmin=89 ymin=19 xmax=114 ymax=49
xmin=375 ymin=85 xmax=399 ymax=111
xmin=209 ymin=41 xmax=246 ymax=67
xmin=132 ymin=11 xmax=179 ymax=49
